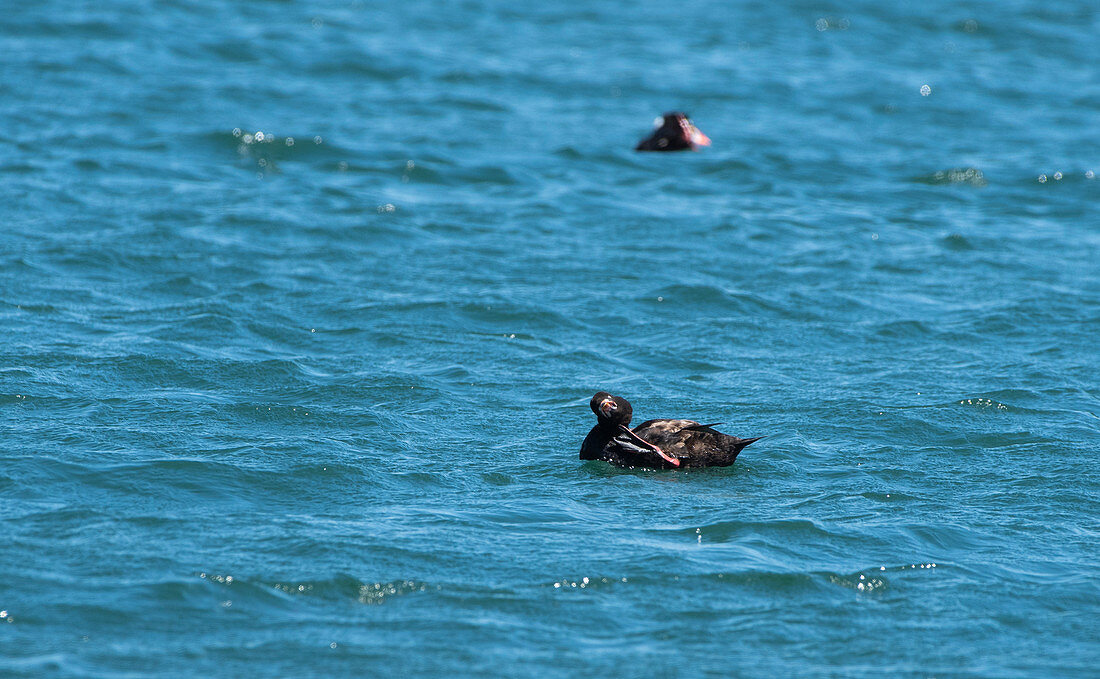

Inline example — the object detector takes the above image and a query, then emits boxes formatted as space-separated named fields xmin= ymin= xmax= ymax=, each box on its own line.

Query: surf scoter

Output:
xmin=635 ymin=112 xmax=711 ymax=151
xmin=579 ymin=392 xmax=761 ymax=469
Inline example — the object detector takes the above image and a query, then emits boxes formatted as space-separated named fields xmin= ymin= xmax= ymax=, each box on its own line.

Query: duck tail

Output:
xmin=736 ymin=436 xmax=764 ymax=450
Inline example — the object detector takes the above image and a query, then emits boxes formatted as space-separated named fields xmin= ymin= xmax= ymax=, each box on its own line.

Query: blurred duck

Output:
xmin=635 ymin=112 xmax=711 ymax=151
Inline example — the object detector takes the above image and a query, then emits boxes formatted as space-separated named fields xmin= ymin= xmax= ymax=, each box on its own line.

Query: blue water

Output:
xmin=2 ymin=1 xmax=1099 ymax=676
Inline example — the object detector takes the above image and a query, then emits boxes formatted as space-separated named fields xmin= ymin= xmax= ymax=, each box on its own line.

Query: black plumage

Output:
xmin=580 ymin=392 xmax=761 ymax=469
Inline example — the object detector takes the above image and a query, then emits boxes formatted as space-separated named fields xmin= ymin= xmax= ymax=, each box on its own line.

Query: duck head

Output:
xmin=590 ymin=391 xmax=633 ymax=428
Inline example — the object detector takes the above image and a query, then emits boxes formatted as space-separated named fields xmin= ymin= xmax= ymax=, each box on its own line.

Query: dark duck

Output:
xmin=580 ymin=392 xmax=761 ymax=469
xmin=635 ymin=112 xmax=711 ymax=151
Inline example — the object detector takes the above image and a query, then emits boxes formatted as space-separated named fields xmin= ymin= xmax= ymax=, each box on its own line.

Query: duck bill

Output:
xmin=599 ymin=399 xmax=616 ymax=419
xmin=690 ymin=127 xmax=711 ymax=148
xmin=618 ymin=425 xmax=680 ymax=467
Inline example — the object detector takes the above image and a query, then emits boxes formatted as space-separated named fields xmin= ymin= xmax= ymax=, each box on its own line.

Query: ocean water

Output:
xmin=2 ymin=0 xmax=1098 ymax=676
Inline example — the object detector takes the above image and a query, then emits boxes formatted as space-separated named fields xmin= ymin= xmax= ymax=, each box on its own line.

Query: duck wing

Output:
xmin=631 ymin=419 xmax=761 ymax=468
xmin=631 ymin=419 xmax=704 ymax=446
